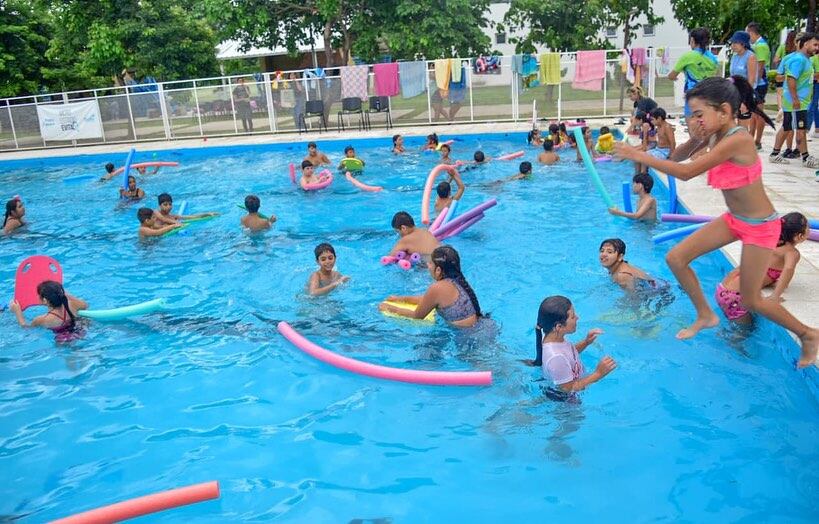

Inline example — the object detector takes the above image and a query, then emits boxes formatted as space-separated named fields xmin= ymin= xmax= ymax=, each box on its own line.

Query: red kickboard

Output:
xmin=14 ymin=255 xmax=62 ymax=310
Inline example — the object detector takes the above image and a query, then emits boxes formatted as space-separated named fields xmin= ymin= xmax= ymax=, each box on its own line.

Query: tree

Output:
xmin=500 ymin=0 xmax=611 ymax=53
xmin=0 ymin=1 xmax=52 ymax=97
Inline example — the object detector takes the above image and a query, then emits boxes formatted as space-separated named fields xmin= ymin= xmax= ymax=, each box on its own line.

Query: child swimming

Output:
xmin=434 ymin=172 xmax=465 ymax=214
xmin=509 ymin=161 xmax=533 ymax=181
xmin=3 ymin=197 xmax=25 ymax=235
xmin=614 ymin=76 xmax=818 ymax=366
xmin=523 ymin=295 xmax=616 ymax=398
xmin=307 ymin=243 xmax=350 ymax=296
xmin=537 ymin=140 xmax=560 ymax=165
xmin=546 ymin=124 xmax=562 ymax=148
xmin=716 ymin=212 xmax=810 ymax=324
xmin=423 ymin=133 xmax=440 ymax=151
xmin=438 ymin=143 xmax=454 ymax=165
xmin=153 ymin=193 xmax=218 ymax=226
xmin=392 ymin=134 xmax=405 ymax=153
xmin=379 ymin=245 xmax=482 ymax=328
xmin=9 ymin=281 xmax=88 ymax=342
xmin=387 ymin=211 xmax=440 ymax=256
xmin=608 ymin=173 xmax=657 ymax=221
xmin=240 ymin=195 xmax=277 ymax=231
xmin=598 ymin=238 xmax=666 ymax=292
xmin=527 ymin=128 xmax=544 ymax=146
xmin=338 ymin=145 xmax=365 ymax=171
xmin=304 ymin=141 xmax=331 ymax=166
xmin=120 ymin=176 xmax=145 ymax=201
xmin=101 ymin=162 xmax=117 ymax=181
xmin=137 ymin=207 xmax=182 ymax=237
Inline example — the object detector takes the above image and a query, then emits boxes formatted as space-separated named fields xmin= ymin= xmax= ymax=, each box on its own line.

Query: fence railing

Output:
xmin=0 ymin=47 xmax=726 ymax=152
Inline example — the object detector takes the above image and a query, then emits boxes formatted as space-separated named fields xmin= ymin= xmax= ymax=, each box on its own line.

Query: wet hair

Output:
xmin=314 ymin=242 xmax=336 ymax=259
xmin=599 ymin=238 xmax=626 ymax=255
xmin=3 ymin=198 xmax=21 ymax=228
xmin=690 ymin=28 xmax=710 ymax=50
xmin=137 ymin=207 xmax=154 ymax=223
xmin=301 ymin=160 xmax=314 ymax=170
xmin=633 ymin=173 xmax=654 ymax=193
xmin=548 ymin=123 xmax=559 ymax=134
xmin=474 ymin=151 xmax=485 ymax=162
xmin=127 ymin=175 xmax=136 ymax=185
xmin=745 ymin=22 xmax=761 ymax=36
xmin=307 ymin=141 xmax=317 ymax=148
xmin=527 ymin=129 xmax=539 ymax=144
xmin=543 ymin=139 xmax=554 ymax=152
xmin=391 ymin=211 xmax=414 ymax=229
xmin=244 ymin=195 xmax=260 ymax=213
xmin=519 ymin=161 xmax=532 ymax=174
xmin=797 ymin=32 xmax=817 ymax=47
xmin=600 ymin=126 xmax=610 ymax=135
xmin=37 ymin=281 xmax=76 ymax=331
xmin=105 ymin=162 xmax=115 ymax=173
xmin=548 ymin=124 xmax=560 ymax=145
xmin=650 ymin=108 xmax=667 ymax=121
xmin=778 ymin=212 xmax=809 ymax=246
xmin=427 ymin=133 xmax=439 ymax=145
xmin=686 ymin=76 xmax=774 ymax=128
xmin=344 ymin=145 xmax=354 ymax=154
xmin=440 ymin=144 xmax=451 ymax=154
xmin=436 ymin=181 xmax=451 ymax=198
xmin=533 ymin=295 xmax=573 ymax=365
xmin=431 ymin=245 xmax=482 ymax=317
xmin=157 ymin=193 xmax=172 ymax=205
xmin=558 ymin=123 xmax=567 ymax=133
xmin=392 ymin=134 xmax=401 ymax=146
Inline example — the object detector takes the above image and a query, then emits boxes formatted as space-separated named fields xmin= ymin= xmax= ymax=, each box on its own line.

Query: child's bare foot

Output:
xmin=797 ymin=328 xmax=819 ymax=369
xmin=676 ymin=313 xmax=720 ymax=339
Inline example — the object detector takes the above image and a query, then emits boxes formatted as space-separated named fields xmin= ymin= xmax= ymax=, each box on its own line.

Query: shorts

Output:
xmin=448 ymin=86 xmax=466 ymax=104
xmin=648 ymin=147 xmax=670 ymax=159
xmin=782 ymin=110 xmax=808 ymax=131
xmin=721 ymin=212 xmax=781 ymax=249
xmin=715 ymin=283 xmax=749 ymax=320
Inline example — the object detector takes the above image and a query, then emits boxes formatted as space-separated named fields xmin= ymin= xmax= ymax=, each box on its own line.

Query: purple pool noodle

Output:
xmin=438 ymin=213 xmax=484 ymax=240
xmin=433 ymin=199 xmax=497 ymax=237
xmin=661 ymin=213 xmax=714 ymax=224
xmin=429 ymin=206 xmax=449 ymax=235
xmin=809 ymin=229 xmax=819 ymax=242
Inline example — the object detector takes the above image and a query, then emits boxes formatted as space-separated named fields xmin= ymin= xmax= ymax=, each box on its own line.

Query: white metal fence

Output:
xmin=0 ymin=47 xmax=726 ymax=151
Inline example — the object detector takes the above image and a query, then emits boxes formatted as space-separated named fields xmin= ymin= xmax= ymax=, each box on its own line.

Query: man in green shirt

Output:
xmin=746 ymin=22 xmax=771 ymax=149
xmin=669 ymin=28 xmax=718 ymax=127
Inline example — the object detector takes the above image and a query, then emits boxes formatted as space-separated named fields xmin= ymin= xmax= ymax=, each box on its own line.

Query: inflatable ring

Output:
xmin=302 ymin=169 xmax=333 ymax=191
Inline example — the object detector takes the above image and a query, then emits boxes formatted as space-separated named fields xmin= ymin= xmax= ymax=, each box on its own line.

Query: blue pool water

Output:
xmin=1 ymin=133 xmax=818 ymax=522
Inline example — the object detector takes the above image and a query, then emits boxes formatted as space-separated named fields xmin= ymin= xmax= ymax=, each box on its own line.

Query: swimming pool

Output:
xmin=2 ymin=133 xmax=817 ymax=522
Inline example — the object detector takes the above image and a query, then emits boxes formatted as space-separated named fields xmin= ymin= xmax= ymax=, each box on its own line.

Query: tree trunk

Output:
xmin=809 ymin=0 xmax=817 ymax=33
xmin=323 ymin=22 xmax=333 ymax=67
xmin=617 ymin=16 xmax=633 ymax=113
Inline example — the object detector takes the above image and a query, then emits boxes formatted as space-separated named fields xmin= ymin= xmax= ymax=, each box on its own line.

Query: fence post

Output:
xmin=124 ymin=86 xmax=138 ymax=141
xmin=263 ymin=72 xmax=277 ymax=132
xmin=157 ymin=83 xmax=172 ymax=140
xmin=6 ymin=101 xmax=19 ymax=149
xmin=467 ymin=60 xmax=474 ymax=122
xmin=62 ymin=93 xmax=78 ymax=147
xmin=511 ymin=67 xmax=517 ymax=122
xmin=228 ymin=77 xmax=239 ymax=134
xmin=94 ymin=90 xmax=106 ymax=143
xmin=648 ymin=49 xmax=656 ymax=100
xmin=426 ymin=61 xmax=432 ymax=125
xmin=192 ymin=80 xmax=204 ymax=136
xmin=34 ymin=97 xmax=46 ymax=147
xmin=603 ymin=58 xmax=608 ymax=117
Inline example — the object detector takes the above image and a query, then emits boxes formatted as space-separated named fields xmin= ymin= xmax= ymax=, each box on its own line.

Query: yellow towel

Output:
xmin=539 ymin=53 xmax=561 ymax=85
xmin=450 ymin=58 xmax=462 ymax=83
xmin=434 ymin=59 xmax=451 ymax=90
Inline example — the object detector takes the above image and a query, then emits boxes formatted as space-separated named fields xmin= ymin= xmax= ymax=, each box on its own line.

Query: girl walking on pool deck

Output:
xmin=615 ymin=76 xmax=818 ymax=368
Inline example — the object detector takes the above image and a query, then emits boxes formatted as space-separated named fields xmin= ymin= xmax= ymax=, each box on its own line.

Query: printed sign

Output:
xmin=36 ymin=100 xmax=103 ymax=141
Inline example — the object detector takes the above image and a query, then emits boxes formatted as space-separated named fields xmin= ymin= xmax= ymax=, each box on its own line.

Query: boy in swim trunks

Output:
xmin=387 ymin=211 xmax=440 ymax=257
xmin=434 ymin=171 xmax=464 ymax=214
xmin=240 ymin=194 xmax=277 ymax=231
xmin=137 ymin=207 xmax=182 ymax=237
xmin=153 ymin=193 xmax=218 ymax=226
xmin=608 ymin=173 xmax=657 ymax=222
xmin=304 ymin=142 xmax=331 ymax=166
xmin=537 ymin=140 xmax=560 ymax=165
xmin=307 ymin=243 xmax=350 ymax=296
xmin=509 ymin=161 xmax=533 ymax=181
xmin=649 ymin=108 xmax=676 ymax=159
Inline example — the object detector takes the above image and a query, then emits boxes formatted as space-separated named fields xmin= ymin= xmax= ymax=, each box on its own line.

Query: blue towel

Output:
xmin=399 ymin=61 xmax=428 ymax=99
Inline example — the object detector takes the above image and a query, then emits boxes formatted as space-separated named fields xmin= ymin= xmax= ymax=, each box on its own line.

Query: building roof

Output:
xmin=216 ymin=37 xmax=326 ymax=60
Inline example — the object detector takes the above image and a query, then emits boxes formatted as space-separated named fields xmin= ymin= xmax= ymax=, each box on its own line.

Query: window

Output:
xmin=496 ymin=33 xmax=507 ymax=44
xmin=643 ymin=24 xmax=655 ymax=37
xmin=606 ymin=27 xmax=617 ymax=38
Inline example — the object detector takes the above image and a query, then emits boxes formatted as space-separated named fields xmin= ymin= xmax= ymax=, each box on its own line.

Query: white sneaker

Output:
xmin=802 ymin=155 xmax=819 ymax=168
xmin=770 ymin=155 xmax=790 ymax=164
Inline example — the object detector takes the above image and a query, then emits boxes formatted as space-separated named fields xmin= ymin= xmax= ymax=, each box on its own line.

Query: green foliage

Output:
xmin=0 ymin=1 xmax=52 ymax=97
xmin=669 ymin=0 xmax=806 ymax=44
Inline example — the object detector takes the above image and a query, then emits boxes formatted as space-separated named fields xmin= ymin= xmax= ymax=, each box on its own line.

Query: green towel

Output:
xmin=539 ymin=53 xmax=561 ymax=85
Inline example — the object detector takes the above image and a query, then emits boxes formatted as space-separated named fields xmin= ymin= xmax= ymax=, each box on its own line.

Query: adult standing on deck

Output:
xmin=668 ymin=28 xmax=718 ymax=129
xmin=728 ymin=31 xmax=758 ymax=131
xmin=746 ymin=22 xmax=771 ymax=149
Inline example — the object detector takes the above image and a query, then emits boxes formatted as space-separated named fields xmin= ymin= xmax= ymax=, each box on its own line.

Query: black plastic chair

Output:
xmin=364 ymin=96 xmax=392 ymax=129
xmin=299 ymin=100 xmax=327 ymax=133
xmin=337 ymin=97 xmax=365 ymax=131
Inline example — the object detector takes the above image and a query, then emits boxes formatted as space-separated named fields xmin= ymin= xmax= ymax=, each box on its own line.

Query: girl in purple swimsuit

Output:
xmin=9 ymin=281 xmax=88 ymax=342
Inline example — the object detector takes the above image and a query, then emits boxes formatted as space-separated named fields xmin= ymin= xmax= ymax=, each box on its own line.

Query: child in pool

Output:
xmin=137 ymin=207 xmax=182 ymax=237
xmin=392 ymin=134 xmax=405 ymax=153
xmin=632 ymin=111 xmax=656 ymax=174
xmin=3 ymin=197 xmax=25 ymax=235
xmin=509 ymin=161 xmax=533 ymax=181
xmin=473 ymin=150 xmax=492 ymax=164
xmin=614 ymin=76 xmax=818 ymax=366
xmin=308 ymin=243 xmax=350 ymax=296
xmin=546 ymin=124 xmax=562 ymax=148
xmin=558 ymin=123 xmax=571 ymax=145
xmin=595 ymin=126 xmax=615 ymax=154
xmin=153 ymin=193 xmax=218 ymax=226
xmin=598 ymin=238 xmax=667 ymax=292
xmin=9 ymin=281 xmax=88 ymax=342
xmin=423 ymin=133 xmax=440 ymax=151
xmin=101 ymin=162 xmax=117 ymax=181
xmin=119 ymin=175 xmax=145 ymax=200
xmin=716 ymin=213 xmax=810 ymax=324
xmin=577 ymin=126 xmax=598 ymax=160
xmin=537 ymin=140 xmax=560 ymax=165
xmin=304 ymin=141 xmax=331 ymax=166
xmin=434 ymin=173 xmax=465 ymax=214
xmin=649 ymin=108 xmax=676 ymax=160
xmin=527 ymin=128 xmax=544 ymax=146
xmin=438 ymin=143 xmax=454 ymax=165
xmin=240 ymin=195 xmax=277 ymax=231
xmin=387 ymin=211 xmax=440 ymax=256
xmin=338 ymin=145 xmax=365 ymax=171
xmin=608 ymin=173 xmax=657 ymax=221
xmin=300 ymin=160 xmax=320 ymax=188
xmin=523 ymin=295 xmax=616 ymax=396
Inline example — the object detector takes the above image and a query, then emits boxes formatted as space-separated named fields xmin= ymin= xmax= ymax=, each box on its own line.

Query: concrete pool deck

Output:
xmin=1 ymin=119 xmax=817 ymax=366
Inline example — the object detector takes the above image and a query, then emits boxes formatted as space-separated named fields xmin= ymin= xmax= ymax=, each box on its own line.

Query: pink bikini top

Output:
xmin=706 ymin=126 xmax=762 ymax=190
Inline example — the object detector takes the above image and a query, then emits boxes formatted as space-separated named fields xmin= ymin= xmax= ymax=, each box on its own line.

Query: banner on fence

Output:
xmin=36 ymin=100 xmax=103 ymax=141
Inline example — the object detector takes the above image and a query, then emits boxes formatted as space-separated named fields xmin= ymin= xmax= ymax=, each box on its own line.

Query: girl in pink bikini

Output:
xmin=716 ymin=212 xmax=811 ymax=324
xmin=9 ymin=281 xmax=88 ymax=342
xmin=615 ymin=76 xmax=818 ymax=368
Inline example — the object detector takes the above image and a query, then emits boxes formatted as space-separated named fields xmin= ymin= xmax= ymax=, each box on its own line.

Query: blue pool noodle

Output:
xmin=572 ymin=127 xmax=614 ymax=208
xmin=443 ymin=198 xmax=459 ymax=225
xmin=667 ymin=174 xmax=679 ymax=213
xmin=122 ymin=147 xmax=136 ymax=189
xmin=810 ymin=218 xmax=819 ymax=229
xmin=652 ymin=222 xmax=706 ymax=244
xmin=621 ymin=182 xmax=633 ymax=213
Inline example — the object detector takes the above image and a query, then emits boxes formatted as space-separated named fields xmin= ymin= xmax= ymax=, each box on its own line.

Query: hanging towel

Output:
xmin=539 ymin=53 xmax=561 ymax=85
xmin=373 ymin=63 xmax=399 ymax=97
xmin=340 ymin=65 xmax=370 ymax=100
xmin=631 ymin=47 xmax=647 ymax=66
xmin=434 ymin=59 xmax=451 ymax=90
xmin=572 ymin=50 xmax=606 ymax=91
xmin=450 ymin=59 xmax=463 ymax=83
xmin=512 ymin=54 xmax=525 ymax=74
xmin=305 ymin=68 xmax=326 ymax=89
xmin=450 ymin=67 xmax=466 ymax=89
xmin=519 ymin=55 xmax=540 ymax=89
xmin=399 ymin=61 xmax=428 ymax=99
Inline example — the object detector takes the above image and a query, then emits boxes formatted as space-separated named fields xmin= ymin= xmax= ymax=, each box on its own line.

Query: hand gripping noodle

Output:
xmin=121 ymin=148 xmax=136 ymax=190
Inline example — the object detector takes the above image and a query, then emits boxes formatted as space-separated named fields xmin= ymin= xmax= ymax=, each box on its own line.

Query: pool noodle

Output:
xmin=112 ymin=161 xmax=178 ymax=176
xmin=496 ymin=150 xmax=524 ymax=161
xmin=78 ymin=298 xmax=165 ymax=321
xmin=421 ymin=164 xmax=460 ymax=224
xmin=236 ymin=204 xmax=268 ymax=220
xmin=289 ymin=163 xmax=296 ymax=184
xmin=177 ymin=201 xmax=188 ymax=215
xmin=62 ymin=174 xmax=97 ymax=184
xmin=345 ymin=171 xmax=382 ymax=192
xmin=572 ymin=127 xmax=614 ymax=208
xmin=50 ymin=480 xmax=220 ymax=524
xmin=442 ymin=198 xmax=459 ymax=225
xmin=438 ymin=213 xmax=484 ymax=240
xmin=661 ymin=213 xmax=713 ymax=224
xmin=277 ymin=321 xmax=492 ymax=386
xmin=666 ymin=172 xmax=679 ymax=213
xmin=429 ymin=206 xmax=449 ymax=235
xmin=809 ymin=219 xmax=819 ymax=229
xmin=121 ymin=148 xmax=136 ymax=190
xmin=302 ymin=169 xmax=333 ymax=191
xmin=621 ymin=182 xmax=633 ymax=213
xmin=652 ymin=222 xmax=706 ymax=244
xmin=432 ymin=199 xmax=497 ymax=238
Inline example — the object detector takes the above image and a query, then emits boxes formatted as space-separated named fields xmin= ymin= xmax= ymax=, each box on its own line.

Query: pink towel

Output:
xmin=631 ymin=47 xmax=647 ymax=66
xmin=373 ymin=63 xmax=399 ymax=97
xmin=572 ymin=50 xmax=606 ymax=91
xmin=341 ymin=65 xmax=370 ymax=100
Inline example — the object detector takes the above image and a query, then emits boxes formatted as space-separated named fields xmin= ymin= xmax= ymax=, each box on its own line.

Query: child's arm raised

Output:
xmin=558 ymin=356 xmax=617 ymax=392
xmin=575 ymin=328 xmax=603 ymax=353
xmin=452 ymin=171 xmax=465 ymax=201
xmin=769 ymin=249 xmax=801 ymax=302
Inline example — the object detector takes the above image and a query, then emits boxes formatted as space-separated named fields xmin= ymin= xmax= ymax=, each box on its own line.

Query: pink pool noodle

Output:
xmin=433 ymin=199 xmax=497 ymax=238
xmin=289 ymin=163 xmax=296 ymax=184
xmin=429 ymin=206 xmax=449 ymax=235
xmin=50 ymin=481 xmax=220 ymax=524
xmin=496 ymin=150 xmax=524 ymax=161
xmin=15 ymin=255 xmax=63 ymax=311
xmin=277 ymin=322 xmax=492 ymax=386
xmin=112 ymin=161 xmax=179 ymax=176
xmin=345 ymin=171 xmax=382 ymax=192
xmin=397 ymin=259 xmax=412 ymax=270
xmin=302 ymin=169 xmax=333 ymax=190
xmin=421 ymin=164 xmax=460 ymax=224
xmin=661 ymin=213 xmax=714 ymax=224
xmin=438 ymin=213 xmax=484 ymax=240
